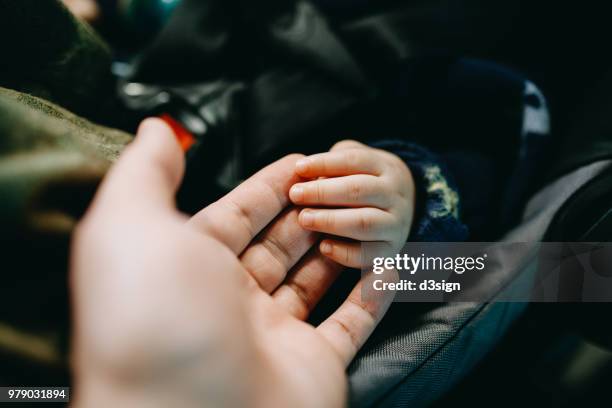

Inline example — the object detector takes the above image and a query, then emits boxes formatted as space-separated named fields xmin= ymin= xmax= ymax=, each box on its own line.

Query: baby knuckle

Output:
xmin=367 ymin=179 xmax=389 ymax=208
xmin=302 ymin=184 xmax=314 ymax=201
xmin=359 ymin=213 xmax=372 ymax=233
xmin=380 ymin=152 xmax=405 ymax=174
xmin=315 ymin=183 xmax=325 ymax=202
xmin=324 ymin=212 xmax=336 ymax=229
xmin=343 ymin=245 xmax=353 ymax=265
xmin=395 ymin=159 xmax=413 ymax=181
xmin=344 ymin=150 xmax=363 ymax=170
xmin=348 ymin=181 xmax=362 ymax=202
xmin=319 ymin=156 xmax=331 ymax=174
xmin=303 ymin=183 xmax=320 ymax=202
xmin=379 ymin=178 xmax=395 ymax=198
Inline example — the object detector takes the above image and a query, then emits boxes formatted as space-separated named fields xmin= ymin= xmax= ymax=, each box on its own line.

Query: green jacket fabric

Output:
xmin=0 ymin=0 xmax=117 ymax=122
xmin=0 ymin=86 xmax=131 ymax=385
xmin=0 ymin=0 xmax=131 ymax=384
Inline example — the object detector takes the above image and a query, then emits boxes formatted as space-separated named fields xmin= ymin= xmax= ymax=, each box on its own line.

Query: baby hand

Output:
xmin=289 ymin=140 xmax=415 ymax=268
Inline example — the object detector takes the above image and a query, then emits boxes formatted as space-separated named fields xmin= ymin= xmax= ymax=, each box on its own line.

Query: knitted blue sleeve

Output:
xmin=371 ymin=140 xmax=469 ymax=242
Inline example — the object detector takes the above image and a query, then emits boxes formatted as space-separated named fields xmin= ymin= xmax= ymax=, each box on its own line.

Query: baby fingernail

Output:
xmin=296 ymin=158 xmax=309 ymax=173
xmin=321 ymin=241 xmax=332 ymax=254
xmin=301 ymin=211 xmax=314 ymax=227
xmin=290 ymin=185 xmax=304 ymax=202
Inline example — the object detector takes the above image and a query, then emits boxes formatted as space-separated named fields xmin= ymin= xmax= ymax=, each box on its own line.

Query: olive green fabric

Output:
xmin=0 ymin=0 xmax=116 ymax=123
xmin=0 ymin=0 xmax=133 ymax=385
xmin=0 ymin=88 xmax=131 ymax=385
xmin=0 ymin=87 xmax=131 ymax=226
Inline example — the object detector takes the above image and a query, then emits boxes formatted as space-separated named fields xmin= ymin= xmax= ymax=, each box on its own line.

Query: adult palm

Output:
xmin=71 ymin=119 xmax=394 ymax=407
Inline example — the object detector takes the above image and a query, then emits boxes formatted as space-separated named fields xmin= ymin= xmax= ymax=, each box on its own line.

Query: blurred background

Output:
xmin=0 ymin=1 xmax=611 ymax=406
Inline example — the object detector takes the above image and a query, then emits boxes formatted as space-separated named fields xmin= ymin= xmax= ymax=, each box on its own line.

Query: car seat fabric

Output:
xmin=348 ymin=160 xmax=612 ymax=407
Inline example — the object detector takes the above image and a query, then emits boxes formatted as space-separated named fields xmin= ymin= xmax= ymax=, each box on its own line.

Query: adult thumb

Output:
xmin=93 ymin=118 xmax=185 ymax=214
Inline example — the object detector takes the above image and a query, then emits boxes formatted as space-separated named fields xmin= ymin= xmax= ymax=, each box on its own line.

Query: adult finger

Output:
xmin=239 ymin=207 xmax=318 ymax=293
xmin=91 ymin=118 xmax=184 ymax=215
xmin=272 ymin=248 xmax=345 ymax=320
xmin=289 ymin=175 xmax=392 ymax=208
xmin=189 ymin=154 xmax=304 ymax=254
xmin=317 ymin=270 xmax=396 ymax=366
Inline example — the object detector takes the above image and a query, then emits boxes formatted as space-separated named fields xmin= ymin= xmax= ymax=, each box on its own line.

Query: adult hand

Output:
xmin=71 ymin=119 xmax=394 ymax=407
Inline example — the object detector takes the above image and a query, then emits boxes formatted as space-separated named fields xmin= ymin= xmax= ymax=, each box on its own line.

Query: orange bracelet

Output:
xmin=159 ymin=114 xmax=196 ymax=152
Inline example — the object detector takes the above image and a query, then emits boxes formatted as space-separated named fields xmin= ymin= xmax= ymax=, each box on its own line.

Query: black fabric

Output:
xmin=0 ymin=0 xmax=117 ymax=123
xmin=544 ymin=167 xmax=612 ymax=350
xmin=547 ymin=71 xmax=612 ymax=180
xmin=133 ymin=0 xmax=367 ymax=88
